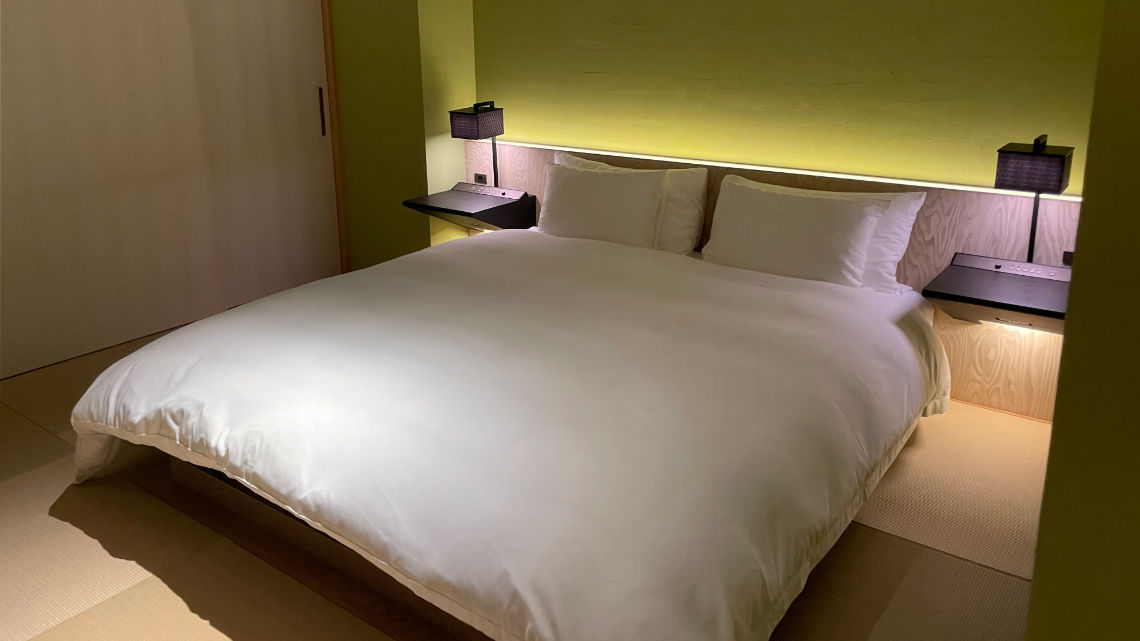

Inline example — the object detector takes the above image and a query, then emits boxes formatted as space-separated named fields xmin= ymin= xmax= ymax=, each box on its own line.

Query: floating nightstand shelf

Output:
xmin=403 ymin=182 xmax=537 ymax=232
xmin=923 ymin=134 xmax=1077 ymax=334
xmin=922 ymin=253 xmax=1070 ymax=334
xmin=404 ymin=100 xmax=536 ymax=231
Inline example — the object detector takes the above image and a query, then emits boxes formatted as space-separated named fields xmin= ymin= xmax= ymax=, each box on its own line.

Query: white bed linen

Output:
xmin=72 ymin=230 xmax=946 ymax=641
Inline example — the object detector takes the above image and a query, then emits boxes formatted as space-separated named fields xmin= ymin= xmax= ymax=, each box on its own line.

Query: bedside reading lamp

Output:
xmin=922 ymin=135 xmax=1076 ymax=333
xmin=449 ymin=101 xmax=505 ymax=187
xmin=402 ymin=100 xmax=535 ymax=232
xmin=994 ymin=134 xmax=1074 ymax=263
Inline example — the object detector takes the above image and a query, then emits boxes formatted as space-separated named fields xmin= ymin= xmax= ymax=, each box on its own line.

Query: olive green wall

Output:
xmin=1026 ymin=1 xmax=1139 ymax=638
xmin=473 ymin=0 xmax=1102 ymax=193
xmin=418 ymin=0 xmax=476 ymax=245
xmin=329 ymin=0 xmax=429 ymax=269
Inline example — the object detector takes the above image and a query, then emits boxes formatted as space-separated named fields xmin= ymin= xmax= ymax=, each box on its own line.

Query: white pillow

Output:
xmin=538 ymin=163 xmax=665 ymax=248
xmin=554 ymin=151 xmax=707 ymax=254
xmin=703 ymin=175 xmax=890 ymax=287
xmin=715 ymin=176 xmax=926 ymax=292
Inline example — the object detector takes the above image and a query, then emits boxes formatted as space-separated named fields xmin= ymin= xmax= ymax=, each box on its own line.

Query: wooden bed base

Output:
xmin=134 ymin=456 xmax=491 ymax=641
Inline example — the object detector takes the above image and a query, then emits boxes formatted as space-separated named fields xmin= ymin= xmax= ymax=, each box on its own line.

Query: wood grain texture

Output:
xmin=468 ymin=141 xmax=1077 ymax=420
xmin=933 ymin=310 xmax=1063 ymax=421
xmin=1033 ymin=197 xmax=1081 ymax=266
xmin=466 ymin=141 xmax=1081 ymax=290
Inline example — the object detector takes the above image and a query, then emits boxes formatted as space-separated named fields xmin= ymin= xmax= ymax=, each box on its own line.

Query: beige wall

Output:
xmin=473 ymin=0 xmax=1102 ymax=193
xmin=1026 ymin=1 xmax=1139 ymax=638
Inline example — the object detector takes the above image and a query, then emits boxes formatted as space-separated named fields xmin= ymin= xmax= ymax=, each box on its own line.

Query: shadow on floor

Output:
xmin=49 ymin=462 xmax=1031 ymax=641
xmin=773 ymin=523 xmax=1031 ymax=641
xmin=47 ymin=465 xmax=394 ymax=641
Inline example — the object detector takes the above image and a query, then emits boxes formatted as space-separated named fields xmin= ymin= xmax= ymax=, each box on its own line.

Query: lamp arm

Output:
xmin=1027 ymin=193 xmax=1040 ymax=263
xmin=491 ymin=136 xmax=499 ymax=188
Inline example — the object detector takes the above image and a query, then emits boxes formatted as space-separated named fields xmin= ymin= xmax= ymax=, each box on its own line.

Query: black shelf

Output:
xmin=403 ymin=185 xmax=536 ymax=232
xmin=922 ymin=253 xmax=1070 ymax=334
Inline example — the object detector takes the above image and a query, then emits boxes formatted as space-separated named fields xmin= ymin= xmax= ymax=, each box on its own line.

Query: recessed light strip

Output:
xmin=493 ymin=139 xmax=1083 ymax=203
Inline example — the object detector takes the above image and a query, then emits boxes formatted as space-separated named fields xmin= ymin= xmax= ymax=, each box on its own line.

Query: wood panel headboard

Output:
xmin=465 ymin=140 xmax=1080 ymax=291
xmin=466 ymin=140 xmax=1079 ymax=422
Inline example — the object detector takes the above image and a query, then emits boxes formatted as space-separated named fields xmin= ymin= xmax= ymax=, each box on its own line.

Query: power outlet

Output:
xmin=473 ymin=173 xmax=488 ymax=185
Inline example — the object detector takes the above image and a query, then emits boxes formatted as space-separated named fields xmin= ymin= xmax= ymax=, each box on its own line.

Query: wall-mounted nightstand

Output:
xmin=922 ymin=253 xmax=1070 ymax=334
xmin=403 ymin=183 xmax=536 ymax=232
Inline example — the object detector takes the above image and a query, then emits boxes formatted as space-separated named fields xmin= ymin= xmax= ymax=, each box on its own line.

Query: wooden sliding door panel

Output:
xmin=1 ymin=0 xmax=338 ymax=376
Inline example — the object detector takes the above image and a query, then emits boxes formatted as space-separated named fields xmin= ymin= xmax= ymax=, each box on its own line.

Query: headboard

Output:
xmin=465 ymin=140 xmax=1080 ymax=422
xmin=464 ymin=141 xmax=1081 ymax=291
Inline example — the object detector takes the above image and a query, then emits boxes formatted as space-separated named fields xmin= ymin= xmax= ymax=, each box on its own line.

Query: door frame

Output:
xmin=320 ymin=0 xmax=349 ymax=273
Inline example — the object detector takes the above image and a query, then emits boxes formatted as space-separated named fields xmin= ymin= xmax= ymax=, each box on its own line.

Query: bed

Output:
xmin=72 ymin=223 xmax=948 ymax=641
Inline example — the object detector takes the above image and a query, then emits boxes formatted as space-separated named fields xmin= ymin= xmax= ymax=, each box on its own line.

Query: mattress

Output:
xmin=72 ymin=229 xmax=948 ymax=641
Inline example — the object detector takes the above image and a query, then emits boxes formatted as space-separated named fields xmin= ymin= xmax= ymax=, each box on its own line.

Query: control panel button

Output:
xmin=951 ymin=253 xmax=1071 ymax=282
xmin=452 ymin=182 xmax=526 ymax=200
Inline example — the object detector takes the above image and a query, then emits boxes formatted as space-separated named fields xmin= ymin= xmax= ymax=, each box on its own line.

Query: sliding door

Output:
xmin=1 ymin=0 xmax=340 ymax=376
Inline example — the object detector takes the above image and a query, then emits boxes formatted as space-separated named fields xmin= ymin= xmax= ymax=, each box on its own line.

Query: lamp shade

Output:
xmin=449 ymin=101 xmax=504 ymax=140
xmin=995 ymin=137 xmax=1073 ymax=194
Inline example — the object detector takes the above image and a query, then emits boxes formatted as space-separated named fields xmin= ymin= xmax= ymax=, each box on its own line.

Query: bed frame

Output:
xmin=135 ymin=416 xmax=923 ymax=641
xmin=132 ymin=415 xmax=927 ymax=640
xmin=465 ymin=141 xmax=1078 ymax=422
xmin=125 ymin=145 xmax=1034 ymax=638
xmin=135 ymin=456 xmax=492 ymax=641
xmin=121 ymin=143 xmax=1074 ymax=639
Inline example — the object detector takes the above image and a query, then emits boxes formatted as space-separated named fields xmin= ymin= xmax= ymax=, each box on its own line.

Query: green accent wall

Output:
xmin=418 ymin=0 xmax=476 ymax=245
xmin=473 ymin=0 xmax=1102 ymax=193
xmin=1026 ymin=1 xmax=1140 ymax=638
xmin=329 ymin=0 xmax=429 ymax=269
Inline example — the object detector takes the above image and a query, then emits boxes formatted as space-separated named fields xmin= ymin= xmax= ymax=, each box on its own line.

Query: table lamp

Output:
xmin=994 ymin=135 xmax=1074 ymax=263
xmin=449 ymin=101 xmax=505 ymax=187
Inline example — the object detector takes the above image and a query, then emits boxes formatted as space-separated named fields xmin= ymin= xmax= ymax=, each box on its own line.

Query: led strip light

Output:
xmin=490 ymin=139 xmax=1083 ymax=203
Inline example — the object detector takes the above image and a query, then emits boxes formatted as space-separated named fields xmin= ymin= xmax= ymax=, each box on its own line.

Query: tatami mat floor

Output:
xmin=1 ymin=336 xmax=1046 ymax=640
xmin=854 ymin=402 xmax=1050 ymax=580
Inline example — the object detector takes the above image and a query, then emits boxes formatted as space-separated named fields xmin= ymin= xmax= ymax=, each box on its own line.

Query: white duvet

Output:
xmin=73 ymin=230 xmax=947 ymax=641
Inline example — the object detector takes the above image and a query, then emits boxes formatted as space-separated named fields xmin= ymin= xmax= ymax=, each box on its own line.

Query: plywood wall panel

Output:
xmin=469 ymin=141 xmax=1079 ymax=421
xmin=1034 ymin=198 xmax=1081 ymax=266
xmin=933 ymin=310 xmax=1063 ymax=421
xmin=466 ymin=141 xmax=1080 ymax=290
xmin=898 ymin=190 xmax=1033 ymax=288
